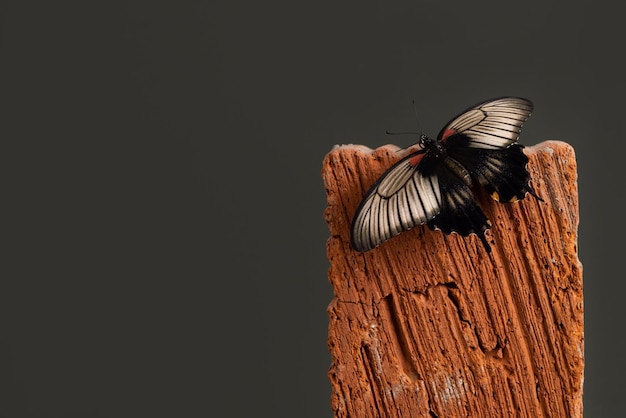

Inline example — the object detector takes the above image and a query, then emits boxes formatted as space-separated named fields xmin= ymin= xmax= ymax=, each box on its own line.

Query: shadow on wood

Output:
xmin=322 ymin=141 xmax=583 ymax=417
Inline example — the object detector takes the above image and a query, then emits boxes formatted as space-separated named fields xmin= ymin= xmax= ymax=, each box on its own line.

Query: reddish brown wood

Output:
xmin=322 ymin=141 xmax=583 ymax=417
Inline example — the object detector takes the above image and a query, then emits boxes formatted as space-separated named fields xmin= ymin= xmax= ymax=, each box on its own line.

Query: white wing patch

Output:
xmin=351 ymin=158 xmax=441 ymax=252
xmin=441 ymin=97 xmax=534 ymax=150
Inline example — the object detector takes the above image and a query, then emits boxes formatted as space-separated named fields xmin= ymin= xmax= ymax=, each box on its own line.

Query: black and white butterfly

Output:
xmin=350 ymin=97 xmax=541 ymax=253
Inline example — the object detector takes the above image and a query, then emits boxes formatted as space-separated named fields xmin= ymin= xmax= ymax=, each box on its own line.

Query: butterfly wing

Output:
xmin=425 ymin=157 xmax=492 ymax=251
xmin=439 ymin=97 xmax=538 ymax=202
xmin=437 ymin=97 xmax=534 ymax=149
xmin=446 ymin=141 xmax=536 ymax=202
xmin=350 ymin=151 xmax=442 ymax=252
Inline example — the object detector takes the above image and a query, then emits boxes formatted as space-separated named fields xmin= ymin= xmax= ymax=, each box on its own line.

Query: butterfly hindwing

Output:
xmin=445 ymin=136 xmax=536 ymax=203
xmin=418 ymin=155 xmax=491 ymax=251
xmin=424 ymin=155 xmax=492 ymax=251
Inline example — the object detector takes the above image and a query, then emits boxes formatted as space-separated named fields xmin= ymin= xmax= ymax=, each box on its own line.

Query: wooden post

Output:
xmin=322 ymin=141 xmax=583 ymax=417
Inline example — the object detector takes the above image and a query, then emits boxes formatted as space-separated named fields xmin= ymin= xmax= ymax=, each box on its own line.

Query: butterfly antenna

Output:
xmin=386 ymin=100 xmax=424 ymax=135
xmin=410 ymin=99 xmax=428 ymax=135
xmin=412 ymin=99 xmax=419 ymax=122
xmin=385 ymin=130 xmax=420 ymax=135
xmin=386 ymin=100 xmax=427 ymax=152
xmin=385 ymin=130 xmax=422 ymax=153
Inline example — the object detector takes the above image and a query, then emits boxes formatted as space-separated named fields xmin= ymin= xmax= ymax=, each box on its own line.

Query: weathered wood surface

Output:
xmin=322 ymin=141 xmax=583 ymax=418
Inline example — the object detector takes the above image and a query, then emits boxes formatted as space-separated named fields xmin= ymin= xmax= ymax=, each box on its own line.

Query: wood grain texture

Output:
xmin=322 ymin=141 xmax=583 ymax=418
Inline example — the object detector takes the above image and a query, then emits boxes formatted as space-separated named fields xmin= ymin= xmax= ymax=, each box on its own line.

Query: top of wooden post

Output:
xmin=322 ymin=140 xmax=583 ymax=417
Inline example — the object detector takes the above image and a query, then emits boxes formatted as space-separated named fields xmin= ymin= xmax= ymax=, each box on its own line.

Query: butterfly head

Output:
xmin=418 ymin=133 xmax=431 ymax=147
xmin=402 ymin=134 xmax=432 ymax=155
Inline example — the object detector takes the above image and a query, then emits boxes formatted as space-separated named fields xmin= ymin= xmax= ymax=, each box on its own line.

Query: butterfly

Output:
xmin=350 ymin=97 xmax=541 ymax=253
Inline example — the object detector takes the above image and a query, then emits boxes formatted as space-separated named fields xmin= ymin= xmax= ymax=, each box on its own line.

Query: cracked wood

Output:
xmin=322 ymin=141 xmax=583 ymax=418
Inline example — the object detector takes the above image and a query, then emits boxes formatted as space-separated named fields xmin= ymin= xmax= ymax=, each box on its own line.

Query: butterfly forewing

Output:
xmin=439 ymin=97 xmax=533 ymax=149
xmin=350 ymin=152 xmax=442 ymax=252
xmin=376 ymin=158 xmax=419 ymax=197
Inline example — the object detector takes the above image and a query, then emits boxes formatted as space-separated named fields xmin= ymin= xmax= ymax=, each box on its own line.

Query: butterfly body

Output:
xmin=350 ymin=97 xmax=540 ymax=253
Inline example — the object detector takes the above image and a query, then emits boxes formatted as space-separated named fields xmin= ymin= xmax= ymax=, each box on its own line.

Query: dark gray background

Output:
xmin=2 ymin=1 xmax=623 ymax=417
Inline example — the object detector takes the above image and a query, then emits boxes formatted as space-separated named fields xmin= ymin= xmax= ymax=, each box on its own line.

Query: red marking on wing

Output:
xmin=441 ymin=128 xmax=457 ymax=141
xmin=409 ymin=154 xmax=424 ymax=166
